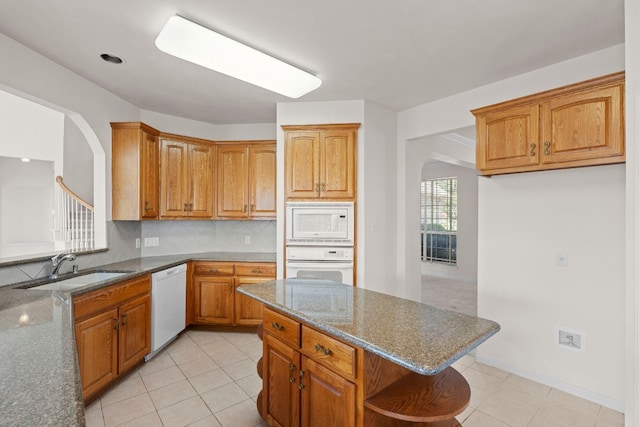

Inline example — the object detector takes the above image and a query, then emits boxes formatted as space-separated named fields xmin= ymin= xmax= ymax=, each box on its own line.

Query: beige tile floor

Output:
xmin=84 ymin=327 xmax=624 ymax=427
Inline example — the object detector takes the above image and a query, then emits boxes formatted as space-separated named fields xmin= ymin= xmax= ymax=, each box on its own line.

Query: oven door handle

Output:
xmin=286 ymin=261 xmax=354 ymax=268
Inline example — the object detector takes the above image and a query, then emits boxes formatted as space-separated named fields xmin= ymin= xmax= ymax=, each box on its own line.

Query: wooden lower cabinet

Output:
xmin=301 ymin=357 xmax=356 ymax=427
xmin=73 ymin=275 xmax=151 ymax=401
xmin=261 ymin=308 xmax=359 ymax=427
xmin=191 ymin=261 xmax=275 ymax=326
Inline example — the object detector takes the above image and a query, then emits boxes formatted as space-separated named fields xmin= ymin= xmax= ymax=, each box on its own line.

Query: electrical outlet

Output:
xmin=144 ymin=237 xmax=159 ymax=247
xmin=556 ymin=251 xmax=568 ymax=266
xmin=135 ymin=238 xmax=141 ymax=249
xmin=244 ymin=235 xmax=251 ymax=244
xmin=556 ymin=327 xmax=586 ymax=352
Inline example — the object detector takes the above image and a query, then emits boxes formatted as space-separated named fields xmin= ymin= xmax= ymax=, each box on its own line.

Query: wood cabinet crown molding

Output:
xmin=472 ymin=71 xmax=625 ymax=176
xmin=281 ymin=123 xmax=361 ymax=132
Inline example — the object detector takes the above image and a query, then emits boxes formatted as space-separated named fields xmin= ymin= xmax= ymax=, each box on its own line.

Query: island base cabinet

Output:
xmin=301 ymin=357 xmax=356 ymax=427
xmin=263 ymin=334 xmax=300 ymax=427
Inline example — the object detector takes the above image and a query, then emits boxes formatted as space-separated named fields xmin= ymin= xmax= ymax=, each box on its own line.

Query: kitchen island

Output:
xmin=238 ymin=279 xmax=500 ymax=427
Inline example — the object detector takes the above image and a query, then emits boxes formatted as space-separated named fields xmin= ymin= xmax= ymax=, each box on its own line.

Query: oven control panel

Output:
xmin=286 ymin=246 xmax=354 ymax=261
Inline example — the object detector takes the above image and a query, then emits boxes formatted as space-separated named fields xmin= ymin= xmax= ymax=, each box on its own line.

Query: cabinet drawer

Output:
xmin=73 ymin=275 xmax=150 ymax=320
xmin=302 ymin=325 xmax=356 ymax=380
xmin=193 ymin=262 xmax=235 ymax=276
xmin=236 ymin=263 xmax=276 ymax=277
xmin=263 ymin=308 xmax=300 ymax=347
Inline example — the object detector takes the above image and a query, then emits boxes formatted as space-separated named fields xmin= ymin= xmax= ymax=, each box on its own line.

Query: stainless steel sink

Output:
xmin=28 ymin=272 xmax=128 ymax=291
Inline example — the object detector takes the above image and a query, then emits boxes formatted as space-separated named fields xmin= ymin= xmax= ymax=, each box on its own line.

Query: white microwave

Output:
xmin=285 ymin=202 xmax=354 ymax=246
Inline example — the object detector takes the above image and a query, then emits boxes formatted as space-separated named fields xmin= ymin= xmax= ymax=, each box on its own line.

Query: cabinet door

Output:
xmin=285 ymin=131 xmax=320 ymax=199
xmin=249 ymin=145 xmax=277 ymax=218
xmin=118 ymin=294 xmax=151 ymax=373
xmin=194 ymin=276 xmax=234 ymax=324
xmin=476 ymin=104 xmax=540 ymax=172
xmin=189 ymin=143 xmax=215 ymax=218
xmin=541 ymin=83 xmax=624 ymax=164
xmin=160 ymin=139 xmax=190 ymax=218
xmin=140 ymin=131 xmax=159 ymax=219
xmin=217 ymin=145 xmax=248 ymax=218
xmin=319 ymin=129 xmax=356 ymax=200
xmin=263 ymin=334 xmax=300 ymax=427
xmin=234 ymin=277 xmax=271 ymax=325
xmin=300 ymin=356 xmax=356 ymax=427
xmin=75 ymin=308 xmax=119 ymax=400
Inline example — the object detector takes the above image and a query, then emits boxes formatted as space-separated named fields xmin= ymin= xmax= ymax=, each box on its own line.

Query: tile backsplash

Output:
xmin=0 ymin=220 xmax=276 ymax=287
xmin=141 ymin=220 xmax=276 ymax=256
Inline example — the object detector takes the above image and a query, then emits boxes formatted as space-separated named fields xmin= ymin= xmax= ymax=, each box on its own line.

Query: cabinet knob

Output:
xmin=544 ymin=141 xmax=551 ymax=156
xmin=529 ymin=143 xmax=536 ymax=157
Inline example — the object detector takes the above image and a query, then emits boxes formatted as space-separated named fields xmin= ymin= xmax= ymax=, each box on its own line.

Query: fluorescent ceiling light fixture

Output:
xmin=20 ymin=158 xmax=30 ymax=162
xmin=155 ymin=15 xmax=322 ymax=98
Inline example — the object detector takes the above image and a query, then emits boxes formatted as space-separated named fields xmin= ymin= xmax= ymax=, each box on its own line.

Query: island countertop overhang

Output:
xmin=237 ymin=279 xmax=500 ymax=376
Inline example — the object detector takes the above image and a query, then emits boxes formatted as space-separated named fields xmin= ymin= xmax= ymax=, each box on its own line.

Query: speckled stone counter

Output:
xmin=0 ymin=251 xmax=275 ymax=427
xmin=237 ymin=279 xmax=500 ymax=375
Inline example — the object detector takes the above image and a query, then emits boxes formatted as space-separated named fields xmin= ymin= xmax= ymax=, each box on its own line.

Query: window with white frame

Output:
xmin=420 ymin=177 xmax=457 ymax=264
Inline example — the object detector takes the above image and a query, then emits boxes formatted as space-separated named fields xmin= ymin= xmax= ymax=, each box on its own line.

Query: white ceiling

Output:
xmin=0 ymin=0 xmax=624 ymax=124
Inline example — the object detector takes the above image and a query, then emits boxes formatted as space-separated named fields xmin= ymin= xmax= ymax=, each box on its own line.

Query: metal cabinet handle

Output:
xmin=144 ymin=201 xmax=151 ymax=211
xmin=114 ymin=317 xmax=120 ymax=330
xmin=314 ymin=343 xmax=332 ymax=356
xmin=314 ymin=183 xmax=319 ymax=193
xmin=320 ymin=183 xmax=326 ymax=192
xmin=183 ymin=203 xmax=188 ymax=211
xmin=544 ymin=141 xmax=551 ymax=156
xmin=529 ymin=143 xmax=536 ymax=157
xmin=251 ymin=269 xmax=261 ymax=274
xmin=299 ymin=370 xmax=305 ymax=390
xmin=289 ymin=363 xmax=296 ymax=383
xmin=121 ymin=313 xmax=127 ymax=326
xmin=271 ymin=322 xmax=284 ymax=331
xmin=243 ymin=205 xmax=247 ymax=213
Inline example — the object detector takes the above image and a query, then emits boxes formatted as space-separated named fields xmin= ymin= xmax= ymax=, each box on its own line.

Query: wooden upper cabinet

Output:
xmin=473 ymin=72 xmax=625 ymax=175
xmin=476 ymin=104 xmax=540 ymax=171
xmin=284 ymin=124 xmax=359 ymax=201
xmin=160 ymin=137 xmax=215 ymax=219
xmin=249 ymin=144 xmax=277 ymax=217
xmin=217 ymin=141 xmax=276 ymax=219
xmin=541 ymin=84 xmax=624 ymax=165
xmin=111 ymin=122 xmax=160 ymax=220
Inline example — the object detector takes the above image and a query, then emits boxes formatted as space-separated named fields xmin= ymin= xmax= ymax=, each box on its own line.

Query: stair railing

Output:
xmin=54 ymin=176 xmax=94 ymax=252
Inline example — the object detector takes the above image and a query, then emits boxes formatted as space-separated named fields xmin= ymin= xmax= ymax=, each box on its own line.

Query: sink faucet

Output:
xmin=50 ymin=253 xmax=77 ymax=278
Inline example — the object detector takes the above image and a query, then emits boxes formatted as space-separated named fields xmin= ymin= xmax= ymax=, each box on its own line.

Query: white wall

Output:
xmin=396 ymin=45 xmax=626 ymax=409
xmin=624 ymin=0 xmax=640 ymax=424
xmin=421 ymin=161 xmax=478 ymax=282
xmin=477 ymin=165 xmax=625 ymax=408
xmin=141 ymin=110 xmax=276 ymax=140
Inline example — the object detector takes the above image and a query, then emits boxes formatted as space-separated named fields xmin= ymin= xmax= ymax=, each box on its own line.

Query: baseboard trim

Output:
xmin=474 ymin=354 xmax=624 ymax=412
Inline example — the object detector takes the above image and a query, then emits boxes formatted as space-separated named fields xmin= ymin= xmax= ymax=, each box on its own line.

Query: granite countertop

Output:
xmin=0 ymin=251 xmax=275 ymax=427
xmin=238 ymin=279 xmax=500 ymax=375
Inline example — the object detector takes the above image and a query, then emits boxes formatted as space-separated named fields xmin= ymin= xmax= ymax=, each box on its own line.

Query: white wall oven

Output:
xmin=286 ymin=202 xmax=354 ymax=246
xmin=286 ymin=246 xmax=354 ymax=286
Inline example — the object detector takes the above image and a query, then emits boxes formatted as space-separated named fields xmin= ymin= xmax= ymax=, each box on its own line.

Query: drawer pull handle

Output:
xmin=121 ymin=313 xmax=127 ymax=326
xmin=208 ymin=269 xmax=218 ymax=273
xmin=251 ymin=269 xmax=261 ymax=274
xmin=114 ymin=317 xmax=120 ymax=330
xmin=529 ymin=143 xmax=536 ymax=157
xmin=314 ymin=343 xmax=332 ymax=356
xmin=271 ymin=322 xmax=284 ymax=331
xmin=544 ymin=141 xmax=551 ymax=156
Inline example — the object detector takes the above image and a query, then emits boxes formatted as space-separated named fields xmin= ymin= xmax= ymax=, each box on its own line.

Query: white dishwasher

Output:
xmin=146 ymin=263 xmax=187 ymax=360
